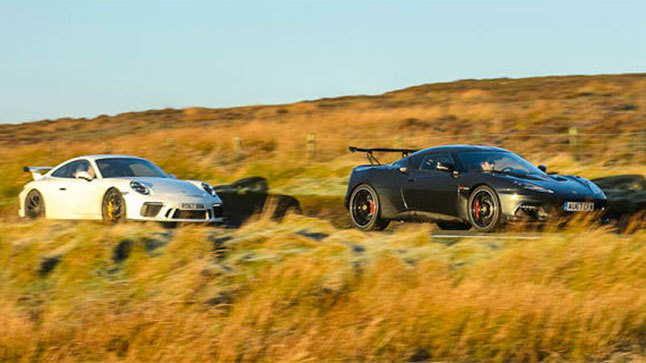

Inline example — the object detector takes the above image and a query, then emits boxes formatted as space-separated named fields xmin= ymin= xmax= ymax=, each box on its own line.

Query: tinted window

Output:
xmin=457 ymin=151 xmax=545 ymax=176
xmin=96 ymin=158 xmax=168 ymax=178
xmin=51 ymin=160 xmax=91 ymax=178
xmin=419 ymin=153 xmax=453 ymax=171
xmin=407 ymin=153 xmax=424 ymax=170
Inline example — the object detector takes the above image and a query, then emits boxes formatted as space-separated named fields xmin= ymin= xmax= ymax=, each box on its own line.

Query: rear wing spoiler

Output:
xmin=23 ymin=166 xmax=53 ymax=181
xmin=349 ymin=146 xmax=418 ymax=165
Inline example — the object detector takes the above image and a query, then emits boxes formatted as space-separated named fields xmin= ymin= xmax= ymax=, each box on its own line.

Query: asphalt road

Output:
xmin=430 ymin=231 xmax=543 ymax=240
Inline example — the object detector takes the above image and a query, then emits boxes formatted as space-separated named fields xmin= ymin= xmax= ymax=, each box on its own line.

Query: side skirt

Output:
xmin=390 ymin=211 xmax=467 ymax=223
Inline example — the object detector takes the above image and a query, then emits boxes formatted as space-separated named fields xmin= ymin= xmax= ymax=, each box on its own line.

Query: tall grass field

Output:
xmin=0 ymin=74 xmax=644 ymax=361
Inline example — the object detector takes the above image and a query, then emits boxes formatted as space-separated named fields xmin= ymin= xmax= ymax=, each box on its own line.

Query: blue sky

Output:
xmin=0 ymin=0 xmax=644 ymax=124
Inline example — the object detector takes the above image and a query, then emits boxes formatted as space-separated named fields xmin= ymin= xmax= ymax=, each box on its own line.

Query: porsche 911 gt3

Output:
xmin=19 ymin=155 xmax=223 ymax=223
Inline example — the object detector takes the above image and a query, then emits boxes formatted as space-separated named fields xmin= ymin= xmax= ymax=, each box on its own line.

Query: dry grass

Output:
xmin=0 ymin=74 xmax=644 ymax=361
xmin=1 ymin=73 xmax=644 ymax=217
xmin=1 ymin=216 xmax=645 ymax=361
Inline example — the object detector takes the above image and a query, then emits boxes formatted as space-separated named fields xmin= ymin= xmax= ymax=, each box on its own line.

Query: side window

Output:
xmin=51 ymin=160 xmax=90 ymax=178
xmin=420 ymin=155 xmax=438 ymax=171
xmin=419 ymin=153 xmax=453 ymax=172
xmin=407 ymin=153 xmax=424 ymax=170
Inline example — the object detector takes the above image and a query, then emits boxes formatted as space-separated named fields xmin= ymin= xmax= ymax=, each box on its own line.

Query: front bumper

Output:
xmin=498 ymin=192 xmax=607 ymax=222
xmin=124 ymin=193 xmax=224 ymax=223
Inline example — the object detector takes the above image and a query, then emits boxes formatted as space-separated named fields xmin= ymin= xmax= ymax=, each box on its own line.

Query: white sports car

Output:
xmin=19 ymin=154 xmax=224 ymax=223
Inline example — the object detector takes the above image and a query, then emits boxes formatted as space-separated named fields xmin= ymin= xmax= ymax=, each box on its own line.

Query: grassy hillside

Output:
xmin=0 ymin=74 xmax=644 ymax=361
xmin=0 ymin=73 xmax=644 ymax=218
xmin=1 ymin=217 xmax=646 ymax=361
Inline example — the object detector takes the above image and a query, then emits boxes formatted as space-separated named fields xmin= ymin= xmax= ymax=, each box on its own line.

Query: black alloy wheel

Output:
xmin=349 ymin=184 xmax=389 ymax=231
xmin=102 ymin=188 xmax=127 ymax=224
xmin=25 ymin=190 xmax=46 ymax=219
xmin=467 ymin=185 xmax=501 ymax=232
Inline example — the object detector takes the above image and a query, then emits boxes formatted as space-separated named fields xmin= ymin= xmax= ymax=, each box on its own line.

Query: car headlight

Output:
xmin=130 ymin=180 xmax=150 ymax=195
xmin=518 ymin=182 xmax=554 ymax=194
xmin=201 ymin=182 xmax=217 ymax=197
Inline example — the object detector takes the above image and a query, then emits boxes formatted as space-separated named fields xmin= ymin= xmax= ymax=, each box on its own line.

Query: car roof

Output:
xmin=49 ymin=155 xmax=147 ymax=169
xmin=67 ymin=154 xmax=146 ymax=162
xmin=410 ymin=144 xmax=510 ymax=156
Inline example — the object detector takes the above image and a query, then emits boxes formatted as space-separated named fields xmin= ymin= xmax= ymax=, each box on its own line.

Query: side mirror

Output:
xmin=538 ymin=165 xmax=547 ymax=173
xmin=169 ymin=174 xmax=177 ymax=179
xmin=436 ymin=162 xmax=455 ymax=172
xmin=398 ymin=167 xmax=409 ymax=174
xmin=75 ymin=171 xmax=94 ymax=181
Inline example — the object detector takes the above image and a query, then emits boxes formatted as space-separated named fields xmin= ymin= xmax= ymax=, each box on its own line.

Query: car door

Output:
xmin=403 ymin=152 xmax=459 ymax=217
xmin=50 ymin=159 xmax=101 ymax=219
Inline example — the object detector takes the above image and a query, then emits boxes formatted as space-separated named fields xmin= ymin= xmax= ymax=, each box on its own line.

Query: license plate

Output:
xmin=564 ymin=202 xmax=594 ymax=212
xmin=181 ymin=203 xmax=205 ymax=210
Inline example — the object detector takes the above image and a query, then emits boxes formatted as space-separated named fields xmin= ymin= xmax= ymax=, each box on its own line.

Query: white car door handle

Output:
xmin=59 ymin=187 xmax=66 ymax=191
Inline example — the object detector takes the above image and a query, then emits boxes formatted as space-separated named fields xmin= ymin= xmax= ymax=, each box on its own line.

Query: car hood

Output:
xmin=497 ymin=173 xmax=606 ymax=199
xmin=124 ymin=177 xmax=209 ymax=197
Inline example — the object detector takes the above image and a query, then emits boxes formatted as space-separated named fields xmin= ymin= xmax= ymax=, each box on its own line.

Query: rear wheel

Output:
xmin=102 ymin=188 xmax=127 ymax=224
xmin=467 ymin=186 xmax=501 ymax=233
xmin=349 ymin=184 xmax=389 ymax=231
xmin=25 ymin=190 xmax=46 ymax=219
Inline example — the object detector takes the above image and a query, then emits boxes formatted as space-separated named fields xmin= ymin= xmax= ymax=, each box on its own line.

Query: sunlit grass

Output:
xmin=1 ymin=216 xmax=645 ymax=361
xmin=0 ymin=74 xmax=644 ymax=361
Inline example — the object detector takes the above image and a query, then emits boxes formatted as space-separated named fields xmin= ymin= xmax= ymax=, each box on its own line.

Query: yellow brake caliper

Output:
xmin=107 ymin=200 xmax=114 ymax=219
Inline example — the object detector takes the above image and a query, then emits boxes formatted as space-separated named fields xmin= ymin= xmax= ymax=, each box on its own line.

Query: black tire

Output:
xmin=437 ymin=221 xmax=471 ymax=230
xmin=467 ymin=185 xmax=502 ymax=233
xmin=349 ymin=184 xmax=390 ymax=231
xmin=102 ymin=188 xmax=127 ymax=224
xmin=24 ymin=189 xmax=46 ymax=219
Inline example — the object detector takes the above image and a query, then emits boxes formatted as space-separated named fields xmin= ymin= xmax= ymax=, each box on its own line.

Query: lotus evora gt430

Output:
xmin=345 ymin=145 xmax=607 ymax=232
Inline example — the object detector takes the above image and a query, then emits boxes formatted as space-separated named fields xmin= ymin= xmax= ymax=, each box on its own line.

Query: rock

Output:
xmin=410 ymin=348 xmax=431 ymax=362
xmin=213 ymin=177 xmax=301 ymax=227
xmin=39 ymin=254 xmax=62 ymax=276
xmin=592 ymin=174 xmax=646 ymax=219
xmin=208 ymin=234 xmax=232 ymax=260
xmin=205 ymin=292 xmax=233 ymax=310
xmin=296 ymin=230 xmax=329 ymax=241
xmin=113 ymin=239 xmax=133 ymax=263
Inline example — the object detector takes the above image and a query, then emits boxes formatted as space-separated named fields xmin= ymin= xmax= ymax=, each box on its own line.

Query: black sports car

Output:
xmin=345 ymin=145 xmax=607 ymax=232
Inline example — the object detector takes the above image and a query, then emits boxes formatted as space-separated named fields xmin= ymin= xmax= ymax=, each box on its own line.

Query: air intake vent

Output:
xmin=212 ymin=205 xmax=223 ymax=218
xmin=140 ymin=202 xmax=163 ymax=217
xmin=173 ymin=210 xmax=207 ymax=220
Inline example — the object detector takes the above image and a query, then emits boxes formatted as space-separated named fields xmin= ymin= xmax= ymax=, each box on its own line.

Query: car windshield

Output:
xmin=457 ymin=151 xmax=545 ymax=176
xmin=96 ymin=158 xmax=169 ymax=178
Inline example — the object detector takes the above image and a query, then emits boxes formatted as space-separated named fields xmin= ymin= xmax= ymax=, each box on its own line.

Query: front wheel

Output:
xmin=467 ymin=186 xmax=502 ymax=233
xmin=349 ymin=184 xmax=389 ymax=231
xmin=102 ymin=188 xmax=127 ymax=224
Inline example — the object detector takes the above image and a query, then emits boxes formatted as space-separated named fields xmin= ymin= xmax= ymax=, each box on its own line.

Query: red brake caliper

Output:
xmin=475 ymin=199 xmax=480 ymax=219
xmin=369 ymin=198 xmax=375 ymax=215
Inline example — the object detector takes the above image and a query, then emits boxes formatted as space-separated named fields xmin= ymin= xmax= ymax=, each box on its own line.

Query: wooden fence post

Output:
xmin=307 ymin=133 xmax=315 ymax=159
xmin=233 ymin=136 xmax=242 ymax=159
xmin=568 ymin=127 xmax=579 ymax=160
xmin=394 ymin=134 xmax=403 ymax=148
